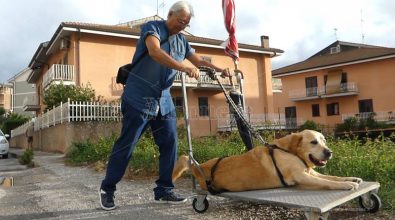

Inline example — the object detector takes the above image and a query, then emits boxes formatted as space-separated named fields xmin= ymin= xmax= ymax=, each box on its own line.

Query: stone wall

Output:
xmin=10 ymin=121 xmax=121 ymax=154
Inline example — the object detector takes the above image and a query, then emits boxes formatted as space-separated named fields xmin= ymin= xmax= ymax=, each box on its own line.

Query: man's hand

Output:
xmin=220 ymin=68 xmax=231 ymax=78
xmin=184 ymin=67 xmax=200 ymax=79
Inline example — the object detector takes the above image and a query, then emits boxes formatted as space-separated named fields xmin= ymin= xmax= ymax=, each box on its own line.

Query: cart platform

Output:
xmin=193 ymin=181 xmax=380 ymax=220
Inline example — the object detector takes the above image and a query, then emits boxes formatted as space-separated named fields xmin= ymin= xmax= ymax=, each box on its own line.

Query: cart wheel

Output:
xmin=359 ymin=193 xmax=381 ymax=213
xmin=192 ymin=197 xmax=209 ymax=213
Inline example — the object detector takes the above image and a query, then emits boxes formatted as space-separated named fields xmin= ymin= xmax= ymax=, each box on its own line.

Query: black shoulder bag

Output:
xmin=116 ymin=38 xmax=169 ymax=85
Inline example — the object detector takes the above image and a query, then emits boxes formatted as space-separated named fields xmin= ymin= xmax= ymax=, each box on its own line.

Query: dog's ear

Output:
xmin=274 ymin=132 xmax=303 ymax=153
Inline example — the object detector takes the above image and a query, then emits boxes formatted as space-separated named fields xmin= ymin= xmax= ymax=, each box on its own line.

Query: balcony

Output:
xmin=42 ymin=64 xmax=75 ymax=89
xmin=172 ymin=71 xmax=236 ymax=91
xmin=23 ymin=93 xmax=40 ymax=111
xmin=289 ymin=82 xmax=358 ymax=101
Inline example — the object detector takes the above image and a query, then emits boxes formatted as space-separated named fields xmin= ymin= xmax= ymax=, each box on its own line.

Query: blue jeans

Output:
xmin=101 ymin=100 xmax=178 ymax=199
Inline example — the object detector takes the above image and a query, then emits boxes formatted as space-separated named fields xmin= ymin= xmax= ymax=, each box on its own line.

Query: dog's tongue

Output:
xmin=319 ymin=160 xmax=327 ymax=165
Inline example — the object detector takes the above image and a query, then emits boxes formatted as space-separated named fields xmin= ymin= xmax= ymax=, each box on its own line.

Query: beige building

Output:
xmin=26 ymin=16 xmax=283 ymax=136
xmin=273 ymin=41 xmax=395 ymax=130
xmin=0 ymin=84 xmax=13 ymax=113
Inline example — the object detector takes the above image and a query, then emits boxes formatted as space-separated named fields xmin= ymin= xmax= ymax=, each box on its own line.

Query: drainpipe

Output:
xmin=76 ymin=28 xmax=81 ymax=86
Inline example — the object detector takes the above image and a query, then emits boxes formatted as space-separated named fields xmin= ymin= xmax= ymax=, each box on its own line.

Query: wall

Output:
xmin=10 ymin=121 xmax=122 ymax=153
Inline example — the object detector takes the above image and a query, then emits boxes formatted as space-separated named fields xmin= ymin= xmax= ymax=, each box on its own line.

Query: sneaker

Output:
xmin=154 ymin=192 xmax=187 ymax=204
xmin=99 ymin=188 xmax=116 ymax=210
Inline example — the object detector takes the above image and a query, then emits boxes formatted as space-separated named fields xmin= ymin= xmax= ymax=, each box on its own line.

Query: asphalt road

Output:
xmin=0 ymin=149 xmax=392 ymax=220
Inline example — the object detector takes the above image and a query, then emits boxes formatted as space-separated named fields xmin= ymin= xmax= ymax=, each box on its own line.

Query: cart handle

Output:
xmin=198 ymin=66 xmax=243 ymax=80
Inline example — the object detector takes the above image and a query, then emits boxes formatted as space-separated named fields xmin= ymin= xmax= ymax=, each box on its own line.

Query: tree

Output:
xmin=43 ymin=83 xmax=97 ymax=110
xmin=0 ymin=107 xmax=5 ymax=116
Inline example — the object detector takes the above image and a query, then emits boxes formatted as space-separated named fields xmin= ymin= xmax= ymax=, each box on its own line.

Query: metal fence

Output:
xmin=217 ymin=113 xmax=305 ymax=131
xmin=11 ymin=99 xmax=121 ymax=137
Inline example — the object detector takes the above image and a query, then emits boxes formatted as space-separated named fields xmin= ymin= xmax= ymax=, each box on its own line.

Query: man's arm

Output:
xmin=145 ymin=35 xmax=199 ymax=79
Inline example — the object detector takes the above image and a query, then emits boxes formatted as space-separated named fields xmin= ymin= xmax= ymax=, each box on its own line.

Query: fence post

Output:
xmin=60 ymin=101 xmax=63 ymax=124
xmin=67 ymin=98 xmax=71 ymax=122
xmin=53 ymin=105 xmax=56 ymax=127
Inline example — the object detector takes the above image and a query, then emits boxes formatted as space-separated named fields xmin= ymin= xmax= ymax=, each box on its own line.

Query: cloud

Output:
xmin=1 ymin=0 xmax=395 ymax=82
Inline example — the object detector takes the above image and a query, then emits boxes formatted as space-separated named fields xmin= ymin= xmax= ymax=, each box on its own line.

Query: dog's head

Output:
xmin=273 ymin=130 xmax=332 ymax=168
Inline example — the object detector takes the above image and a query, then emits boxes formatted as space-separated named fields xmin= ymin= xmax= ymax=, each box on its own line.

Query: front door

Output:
xmin=285 ymin=106 xmax=297 ymax=129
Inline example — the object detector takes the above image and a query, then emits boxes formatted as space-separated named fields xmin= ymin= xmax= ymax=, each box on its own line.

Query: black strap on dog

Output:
xmin=205 ymin=157 xmax=228 ymax=195
xmin=268 ymin=146 xmax=289 ymax=187
xmin=265 ymin=143 xmax=309 ymax=187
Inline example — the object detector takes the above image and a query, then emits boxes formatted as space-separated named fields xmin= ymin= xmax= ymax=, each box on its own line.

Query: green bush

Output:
xmin=1 ymin=113 xmax=30 ymax=135
xmin=67 ymin=135 xmax=116 ymax=164
xmin=19 ymin=149 xmax=34 ymax=167
xmin=299 ymin=120 xmax=320 ymax=131
xmin=0 ymin=107 xmax=5 ymax=115
xmin=43 ymin=83 xmax=98 ymax=110
xmin=336 ymin=114 xmax=391 ymax=133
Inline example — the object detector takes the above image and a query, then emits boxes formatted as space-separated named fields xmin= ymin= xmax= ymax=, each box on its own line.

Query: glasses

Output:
xmin=176 ymin=17 xmax=190 ymax=28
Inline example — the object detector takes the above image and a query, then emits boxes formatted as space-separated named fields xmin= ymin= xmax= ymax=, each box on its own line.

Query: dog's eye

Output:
xmin=310 ymin=140 xmax=318 ymax=145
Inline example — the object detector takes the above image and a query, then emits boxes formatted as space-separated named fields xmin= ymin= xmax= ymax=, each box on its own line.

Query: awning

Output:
xmin=325 ymin=69 xmax=342 ymax=94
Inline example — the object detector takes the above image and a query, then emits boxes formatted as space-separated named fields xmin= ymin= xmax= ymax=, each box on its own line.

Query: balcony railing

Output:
xmin=217 ymin=113 xmax=305 ymax=131
xmin=289 ymin=82 xmax=358 ymax=101
xmin=42 ymin=64 xmax=75 ymax=89
xmin=342 ymin=111 xmax=395 ymax=123
xmin=172 ymin=71 xmax=235 ymax=90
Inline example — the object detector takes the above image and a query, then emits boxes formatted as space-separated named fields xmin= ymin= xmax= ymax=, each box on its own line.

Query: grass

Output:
xmin=317 ymin=134 xmax=395 ymax=211
xmin=66 ymin=128 xmax=395 ymax=211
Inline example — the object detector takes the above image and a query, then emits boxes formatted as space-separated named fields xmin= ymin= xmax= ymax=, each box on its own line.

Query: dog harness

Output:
xmin=205 ymin=157 xmax=228 ymax=195
xmin=266 ymin=144 xmax=308 ymax=187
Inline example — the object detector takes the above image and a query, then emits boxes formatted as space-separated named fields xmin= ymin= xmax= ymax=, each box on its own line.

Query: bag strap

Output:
xmin=129 ymin=38 xmax=169 ymax=70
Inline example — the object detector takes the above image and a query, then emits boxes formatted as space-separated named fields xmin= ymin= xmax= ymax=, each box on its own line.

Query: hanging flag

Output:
xmin=222 ymin=0 xmax=239 ymax=65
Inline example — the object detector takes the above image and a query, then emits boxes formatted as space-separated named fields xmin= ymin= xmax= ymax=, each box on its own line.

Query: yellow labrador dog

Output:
xmin=172 ymin=130 xmax=362 ymax=192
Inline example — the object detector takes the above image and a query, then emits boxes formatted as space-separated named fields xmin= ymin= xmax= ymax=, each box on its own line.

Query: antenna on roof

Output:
xmin=334 ymin=28 xmax=338 ymax=41
xmin=158 ymin=0 xmax=166 ymax=18
xmin=360 ymin=9 xmax=365 ymax=44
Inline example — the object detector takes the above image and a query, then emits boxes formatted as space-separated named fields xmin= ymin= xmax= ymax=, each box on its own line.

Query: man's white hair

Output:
xmin=168 ymin=1 xmax=194 ymax=17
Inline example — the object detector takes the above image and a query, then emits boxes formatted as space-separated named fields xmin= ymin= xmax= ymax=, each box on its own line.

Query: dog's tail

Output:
xmin=172 ymin=155 xmax=190 ymax=182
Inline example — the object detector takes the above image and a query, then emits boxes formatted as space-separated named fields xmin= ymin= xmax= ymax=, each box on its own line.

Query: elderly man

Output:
xmin=99 ymin=1 xmax=230 ymax=210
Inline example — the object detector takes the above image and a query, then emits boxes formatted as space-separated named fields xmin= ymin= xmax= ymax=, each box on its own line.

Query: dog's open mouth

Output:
xmin=309 ymin=154 xmax=327 ymax=166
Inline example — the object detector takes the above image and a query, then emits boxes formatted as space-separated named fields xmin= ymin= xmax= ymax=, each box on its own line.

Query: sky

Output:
xmin=1 ymin=0 xmax=395 ymax=83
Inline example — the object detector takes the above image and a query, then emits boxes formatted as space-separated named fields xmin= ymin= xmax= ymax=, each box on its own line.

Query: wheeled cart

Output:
xmin=192 ymin=182 xmax=381 ymax=220
xmin=179 ymin=69 xmax=381 ymax=220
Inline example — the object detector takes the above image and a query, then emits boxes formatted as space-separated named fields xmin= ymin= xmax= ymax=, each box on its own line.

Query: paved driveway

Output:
xmin=0 ymin=149 xmax=392 ymax=220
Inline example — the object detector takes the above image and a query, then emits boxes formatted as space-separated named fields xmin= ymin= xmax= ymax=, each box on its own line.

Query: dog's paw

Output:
xmin=342 ymin=181 xmax=359 ymax=190
xmin=345 ymin=177 xmax=363 ymax=184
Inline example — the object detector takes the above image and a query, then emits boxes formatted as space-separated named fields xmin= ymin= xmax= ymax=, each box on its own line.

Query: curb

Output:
xmin=9 ymin=151 xmax=19 ymax=159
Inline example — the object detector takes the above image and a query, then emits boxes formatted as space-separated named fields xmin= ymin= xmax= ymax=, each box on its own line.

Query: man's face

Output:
xmin=167 ymin=10 xmax=191 ymax=35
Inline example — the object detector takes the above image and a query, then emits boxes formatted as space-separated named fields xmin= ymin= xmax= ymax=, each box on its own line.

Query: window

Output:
xmin=172 ymin=97 xmax=183 ymax=112
xmin=341 ymin=72 xmax=347 ymax=84
xmin=359 ymin=99 xmax=373 ymax=113
xmin=305 ymin=76 xmax=318 ymax=96
xmin=327 ymin=103 xmax=339 ymax=116
xmin=312 ymin=104 xmax=320 ymax=117
xmin=340 ymin=72 xmax=348 ymax=91
xmin=63 ymin=53 xmax=68 ymax=65
xmin=198 ymin=97 xmax=209 ymax=116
